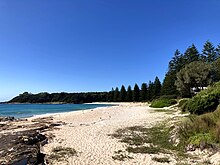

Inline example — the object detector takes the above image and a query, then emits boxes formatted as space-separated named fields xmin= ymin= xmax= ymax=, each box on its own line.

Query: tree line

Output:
xmin=8 ymin=76 xmax=162 ymax=103
xmin=108 ymin=76 xmax=161 ymax=102
xmin=9 ymin=40 xmax=220 ymax=103
xmin=162 ymin=40 xmax=220 ymax=98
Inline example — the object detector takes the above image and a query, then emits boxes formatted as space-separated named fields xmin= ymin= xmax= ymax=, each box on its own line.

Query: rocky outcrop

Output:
xmin=0 ymin=116 xmax=61 ymax=165
xmin=0 ymin=130 xmax=46 ymax=165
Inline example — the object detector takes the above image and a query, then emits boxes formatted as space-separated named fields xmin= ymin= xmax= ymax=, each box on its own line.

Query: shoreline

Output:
xmin=2 ymin=102 xmax=220 ymax=164
xmin=41 ymin=102 xmax=174 ymax=165
xmin=0 ymin=103 xmax=116 ymax=119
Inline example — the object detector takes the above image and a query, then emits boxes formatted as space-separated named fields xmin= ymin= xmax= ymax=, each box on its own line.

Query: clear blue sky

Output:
xmin=0 ymin=0 xmax=220 ymax=101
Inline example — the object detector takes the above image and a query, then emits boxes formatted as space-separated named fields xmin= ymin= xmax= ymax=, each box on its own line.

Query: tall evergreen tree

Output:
xmin=120 ymin=85 xmax=127 ymax=102
xmin=148 ymin=81 xmax=154 ymax=101
xmin=113 ymin=87 xmax=120 ymax=102
xmin=109 ymin=88 xmax=114 ymax=102
xmin=202 ymin=41 xmax=216 ymax=62
xmin=184 ymin=44 xmax=200 ymax=64
xmin=126 ymin=85 xmax=133 ymax=102
xmin=161 ymin=72 xmax=179 ymax=96
xmin=140 ymin=83 xmax=148 ymax=101
xmin=161 ymin=50 xmax=183 ymax=96
xmin=108 ymin=88 xmax=114 ymax=101
xmin=153 ymin=76 xmax=161 ymax=97
xmin=168 ymin=49 xmax=182 ymax=72
xmin=133 ymin=84 xmax=140 ymax=102
xmin=215 ymin=44 xmax=220 ymax=59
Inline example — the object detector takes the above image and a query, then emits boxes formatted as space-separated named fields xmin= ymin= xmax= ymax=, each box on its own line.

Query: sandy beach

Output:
xmin=40 ymin=103 xmax=177 ymax=165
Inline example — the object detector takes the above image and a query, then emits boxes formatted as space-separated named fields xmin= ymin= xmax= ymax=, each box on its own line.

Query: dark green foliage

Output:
xmin=213 ymin=58 xmax=220 ymax=82
xmin=133 ymin=84 xmax=140 ymax=102
xmin=126 ymin=86 xmax=133 ymax=102
xmin=109 ymin=88 xmax=115 ymax=102
xmin=114 ymin=87 xmax=120 ymax=102
xmin=216 ymin=44 xmax=220 ymax=58
xmin=168 ymin=49 xmax=184 ymax=72
xmin=153 ymin=76 xmax=161 ymax=97
xmin=120 ymin=85 xmax=127 ymax=102
xmin=175 ymin=61 xmax=212 ymax=97
xmin=150 ymin=98 xmax=177 ymax=108
xmin=140 ymin=83 xmax=148 ymax=101
xmin=148 ymin=81 xmax=154 ymax=101
xmin=161 ymin=72 xmax=179 ymax=96
xmin=179 ymin=107 xmax=220 ymax=149
xmin=9 ymin=91 xmax=109 ymax=104
xmin=184 ymin=44 xmax=200 ymax=64
xmin=202 ymin=40 xmax=217 ymax=62
xmin=181 ymin=81 xmax=220 ymax=115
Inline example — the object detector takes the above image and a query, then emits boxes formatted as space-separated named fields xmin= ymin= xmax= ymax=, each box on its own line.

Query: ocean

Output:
xmin=0 ymin=104 xmax=113 ymax=118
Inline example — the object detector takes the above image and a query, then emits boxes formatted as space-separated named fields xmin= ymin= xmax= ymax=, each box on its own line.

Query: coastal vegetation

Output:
xmin=47 ymin=146 xmax=77 ymax=164
xmin=150 ymin=97 xmax=177 ymax=108
xmin=109 ymin=40 xmax=220 ymax=163
xmin=9 ymin=41 xmax=220 ymax=106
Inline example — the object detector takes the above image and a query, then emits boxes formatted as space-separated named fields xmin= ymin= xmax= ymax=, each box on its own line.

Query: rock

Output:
xmin=0 ymin=116 xmax=15 ymax=122
xmin=0 ymin=129 xmax=48 ymax=164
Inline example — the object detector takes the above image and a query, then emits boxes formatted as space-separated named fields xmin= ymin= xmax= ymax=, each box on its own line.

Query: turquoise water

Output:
xmin=0 ymin=104 xmax=113 ymax=118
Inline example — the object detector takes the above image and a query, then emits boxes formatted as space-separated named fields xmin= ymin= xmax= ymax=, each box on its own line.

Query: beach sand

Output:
xmin=41 ymin=103 xmax=177 ymax=165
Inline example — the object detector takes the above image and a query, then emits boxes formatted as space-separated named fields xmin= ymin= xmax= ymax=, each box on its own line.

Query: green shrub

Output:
xmin=150 ymin=98 xmax=177 ymax=108
xmin=159 ymin=95 xmax=178 ymax=99
xmin=179 ymin=107 xmax=220 ymax=149
xmin=181 ymin=81 xmax=220 ymax=115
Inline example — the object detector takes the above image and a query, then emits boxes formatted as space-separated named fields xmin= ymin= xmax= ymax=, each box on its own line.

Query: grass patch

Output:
xmin=150 ymin=98 xmax=177 ymax=108
xmin=152 ymin=156 xmax=170 ymax=163
xmin=152 ymin=109 xmax=176 ymax=114
xmin=47 ymin=146 xmax=77 ymax=163
xmin=112 ymin=150 xmax=133 ymax=161
xmin=110 ymin=122 xmax=186 ymax=158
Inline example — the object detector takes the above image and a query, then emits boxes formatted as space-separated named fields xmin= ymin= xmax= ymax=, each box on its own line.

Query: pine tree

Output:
xmin=202 ymin=41 xmax=216 ymax=62
xmin=168 ymin=49 xmax=182 ymax=72
xmin=148 ymin=81 xmax=154 ymax=101
xmin=140 ymin=83 xmax=148 ymax=101
xmin=153 ymin=77 xmax=161 ymax=98
xmin=120 ymin=85 xmax=127 ymax=102
xmin=109 ymin=88 xmax=114 ymax=102
xmin=133 ymin=84 xmax=140 ymax=102
xmin=113 ymin=87 xmax=120 ymax=102
xmin=184 ymin=44 xmax=200 ymax=64
xmin=161 ymin=72 xmax=179 ymax=96
xmin=215 ymin=44 xmax=220 ymax=59
xmin=126 ymin=85 xmax=133 ymax=102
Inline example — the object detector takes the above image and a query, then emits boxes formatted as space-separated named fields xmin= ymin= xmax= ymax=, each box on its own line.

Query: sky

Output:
xmin=0 ymin=0 xmax=220 ymax=101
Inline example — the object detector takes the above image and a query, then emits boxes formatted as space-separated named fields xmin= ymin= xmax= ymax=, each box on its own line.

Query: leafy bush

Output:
xmin=150 ymin=98 xmax=177 ymax=108
xmin=159 ymin=95 xmax=178 ymax=99
xmin=181 ymin=81 xmax=220 ymax=115
xmin=179 ymin=107 xmax=220 ymax=149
